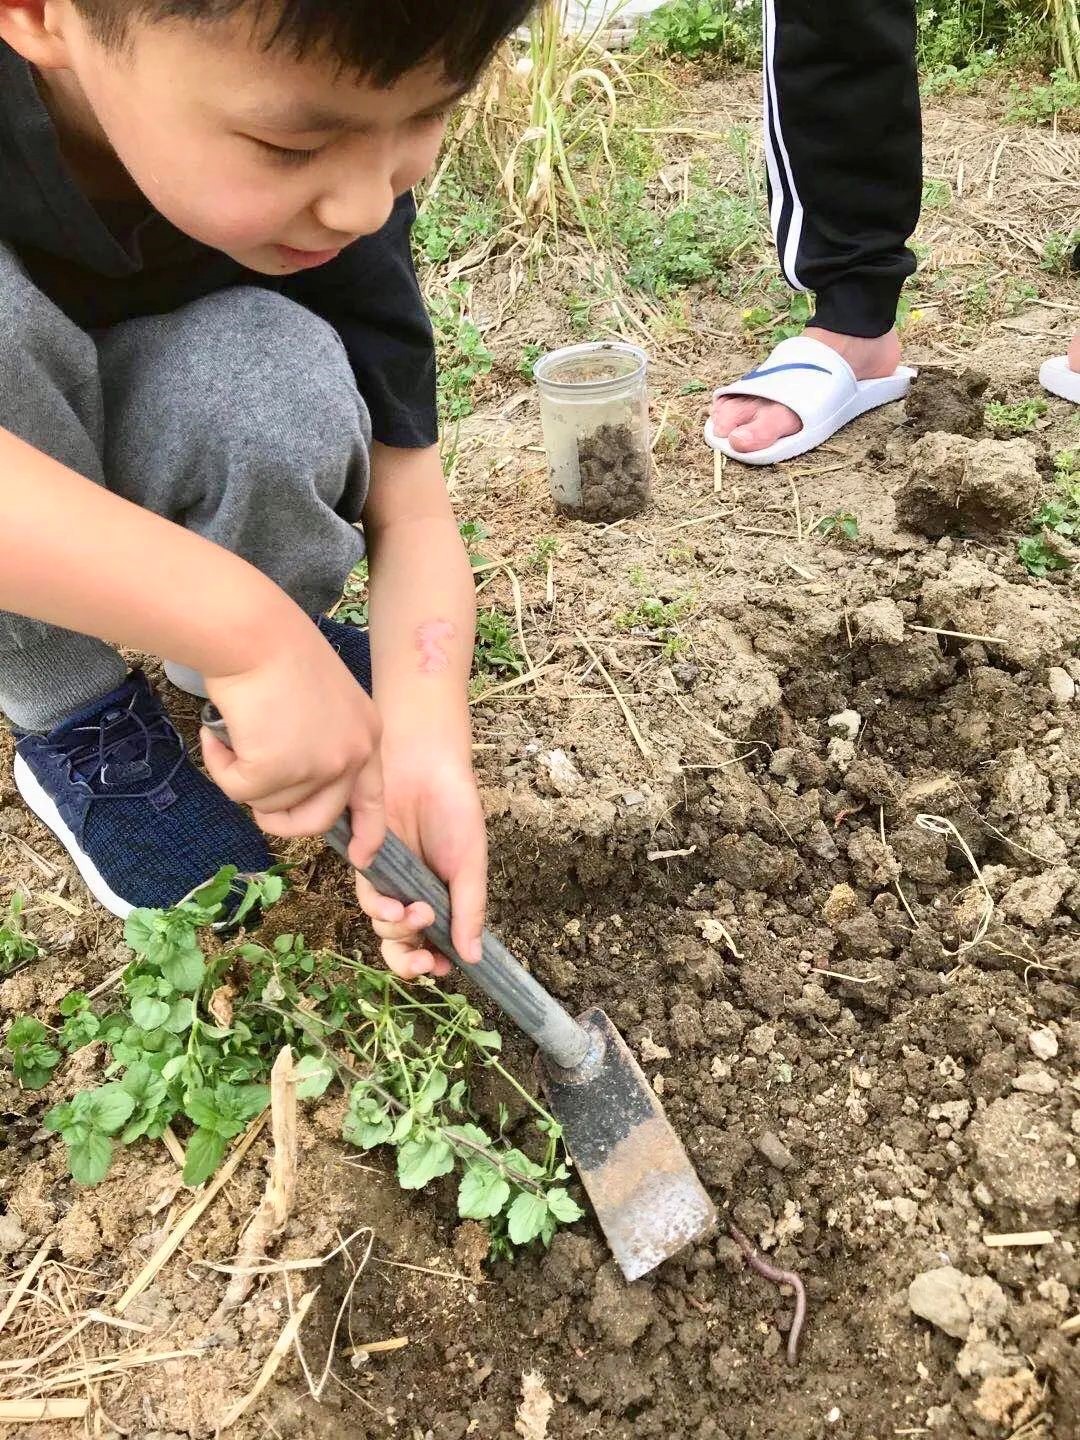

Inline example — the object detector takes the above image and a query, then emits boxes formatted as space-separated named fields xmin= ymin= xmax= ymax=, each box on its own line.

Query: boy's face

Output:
xmin=19 ymin=4 xmax=464 ymax=273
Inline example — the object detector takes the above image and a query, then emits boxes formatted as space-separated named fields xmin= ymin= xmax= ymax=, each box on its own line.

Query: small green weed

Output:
xmin=986 ymin=397 xmax=1048 ymax=435
xmin=1018 ymin=451 xmax=1080 ymax=577
xmin=1005 ymin=69 xmax=1080 ymax=125
xmin=814 ymin=513 xmax=860 ymax=542
xmin=458 ymin=520 xmax=491 ymax=569
xmin=6 ymin=871 xmax=582 ymax=1251
xmin=1042 ymin=228 xmax=1080 ymax=273
xmin=742 ymin=288 xmax=814 ymax=347
xmin=518 ymin=342 xmax=545 ymax=380
xmin=0 ymin=894 xmax=40 ymax=977
xmin=1004 ymin=279 xmax=1041 ymax=314
xmin=922 ymin=176 xmax=953 ymax=209
xmin=474 ymin=610 xmax=526 ymax=680
xmin=336 ymin=558 xmax=369 ymax=627
xmin=429 ymin=281 xmax=493 ymax=424
xmin=413 ymin=177 xmax=501 ymax=267
xmin=529 ymin=536 xmax=559 ymax=569
xmin=616 ymin=593 xmax=693 ymax=658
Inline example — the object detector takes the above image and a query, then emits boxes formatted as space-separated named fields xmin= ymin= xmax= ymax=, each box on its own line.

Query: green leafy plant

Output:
xmin=413 ymin=177 xmax=501 ymax=267
xmin=639 ymin=0 xmax=761 ymax=65
xmin=474 ymin=609 xmax=526 ymax=680
xmin=1005 ymin=68 xmax=1080 ymax=124
xmin=458 ymin=519 xmax=491 ymax=569
xmin=1018 ymin=451 xmax=1080 ymax=576
xmin=616 ymin=592 xmax=693 ymax=660
xmin=429 ymin=281 xmax=494 ymax=424
xmin=5 ymin=1016 xmax=61 ymax=1091
xmin=335 ymin=558 xmax=369 ymax=627
xmin=815 ymin=512 xmax=860 ymax=542
xmin=518 ymin=342 xmax=545 ymax=380
xmin=1042 ymin=227 xmax=1080 ymax=273
xmin=607 ymin=176 xmax=760 ymax=296
xmin=0 ymin=894 xmax=41 ymax=977
xmin=10 ymin=871 xmax=582 ymax=1252
xmin=742 ymin=288 xmax=814 ymax=347
xmin=986 ymin=397 xmax=1048 ymax=434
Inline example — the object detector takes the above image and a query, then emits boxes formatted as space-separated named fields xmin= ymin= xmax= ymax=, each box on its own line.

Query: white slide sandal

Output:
xmin=704 ymin=335 xmax=916 ymax=467
xmin=1040 ymin=355 xmax=1080 ymax=405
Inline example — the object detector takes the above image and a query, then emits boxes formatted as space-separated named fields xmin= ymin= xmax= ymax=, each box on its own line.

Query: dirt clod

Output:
xmin=967 ymin=1095 xmax=1080 ymax=1221
xmin=896 ymin=433 xmax=1041 ymax=537
xmin=587 ymin=1261 xmax=657 ymax=1348
xmin=904 ymin=365 xmax=989 ymax=438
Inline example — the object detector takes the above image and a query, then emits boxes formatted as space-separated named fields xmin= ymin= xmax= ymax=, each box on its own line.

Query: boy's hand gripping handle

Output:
xmin=201 ymin=706 xmax=591 ymax=1069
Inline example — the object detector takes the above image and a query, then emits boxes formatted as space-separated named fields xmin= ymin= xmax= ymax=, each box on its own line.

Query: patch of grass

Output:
xmin=637 ymin=0 xmax=761 ymax=65
xmin=413 ymin=176 xmax=502 ymax=267
xmin=429 ymin=281 xmax=494 ymax=425
xmin=1018 ymin=450 xmax=1080 ymax=576
xmin=986 ymin=396 xmax=1048 ymax=434
xmin=604 ymin=176 xmax=760 ymax=297
xmin=0 ymin=894 xmax=40 ymax=978
xmin=1005 ymin=68 xmax=1080 ymax=123
xmin=917 ymin=0 xmax=1052 ymax=78
xmin=814 ymin=513 xmax=860 ymax=542
xmin=7 ymin=871 xmax=582 ymax=1251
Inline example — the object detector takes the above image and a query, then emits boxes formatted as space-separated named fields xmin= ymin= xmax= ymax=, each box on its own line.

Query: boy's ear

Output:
xmin=0 ymin=1 xmax=77 ymax=69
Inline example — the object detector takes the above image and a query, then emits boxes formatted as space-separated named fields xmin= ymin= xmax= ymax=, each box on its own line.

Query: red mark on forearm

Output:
xmin=415 ymin=619 xmax=455 ymax=674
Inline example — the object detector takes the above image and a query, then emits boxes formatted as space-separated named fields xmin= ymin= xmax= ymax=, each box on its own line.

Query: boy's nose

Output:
xmin=314 ymin=182 xmax=395 ymax=243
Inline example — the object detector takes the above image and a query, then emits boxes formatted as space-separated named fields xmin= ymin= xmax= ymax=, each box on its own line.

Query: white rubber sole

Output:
xmin=163 ymin=660 xmax=209 ymax=699
xmin=704 ymin=366 xmax=917 ymax=467
xmin=1040 ymin=356 xmax=1080 ymax=405
xmin=13 ymin=753 xmax=134 ymax=919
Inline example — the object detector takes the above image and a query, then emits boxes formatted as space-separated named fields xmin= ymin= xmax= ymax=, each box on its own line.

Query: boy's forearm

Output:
xmin=364 ymin=444 xmax=476 ymax=764
xmin=0 ymin=427 xmax=307 ymax=675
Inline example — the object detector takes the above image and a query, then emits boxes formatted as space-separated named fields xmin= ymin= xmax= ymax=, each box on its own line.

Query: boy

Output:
xmin=0 ymin=0 xmax=531 ymax=977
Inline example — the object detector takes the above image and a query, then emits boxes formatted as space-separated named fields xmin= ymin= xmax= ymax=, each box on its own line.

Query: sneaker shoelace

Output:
xmin=53 ymin=693 xmax=186 ymax=801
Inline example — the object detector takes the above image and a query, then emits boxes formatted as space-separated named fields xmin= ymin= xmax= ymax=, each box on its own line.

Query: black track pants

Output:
xmin=763 ymin=0 xmax=923 ymax=338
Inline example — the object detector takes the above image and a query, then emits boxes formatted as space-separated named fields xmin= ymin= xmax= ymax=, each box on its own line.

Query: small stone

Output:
xmin=1047 ymin=666 xmax=1076 ymax=705
xmin=1012 ymin=1067 xmax=1057 ymax=1095
xmin=745 ymin=1023 xmax=776 ymax=1057
xmin=0 ymin=1214 xmax=27 ymax=1255
xmin=769 ymin=748 xmax=796 ymax=779
xmin=909 ymin=1266 xmax=972 ymax=1339
xmin=893 ymin=1197 xmax=918 ymax=1225
xmin=956 ymin=1338 xmax=1014 ymax=1381
xmin=825 ymin=1407 xmax=841 ymax=1425
xmin=855 ymin=599 xmax=906 ymax=645
xmin=827 ymin=737 xmax=856 ymax=771
xmin=536 ymin=748 xmax=583 ymax=795
xmin=822 ymin=883 xmax=860 ymax=929
xmin=828 ymin=709 xmax=862 ymax=741
xmin=1037 ymin=1278 xmax=1070 ymax=1311
xmin=1027 ymin=1027 xmax=1059 ymax=1061
xmin=755 ymin=1131 xmax=795 ymax=1172
xmin=803 ymin=821 xmax=840 ymax=862
xmin=929 ymin=1099 xmax=972 ymax=1130
xmin=1000 ymin=871 xmax=1072 ymax=931
xmin=926 ymin=1406 xmax=952 ymax=1431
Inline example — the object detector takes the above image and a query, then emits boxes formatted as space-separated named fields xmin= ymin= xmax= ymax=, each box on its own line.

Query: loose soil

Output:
xmin=2 ymin=76 xmax=1078 ymax=1440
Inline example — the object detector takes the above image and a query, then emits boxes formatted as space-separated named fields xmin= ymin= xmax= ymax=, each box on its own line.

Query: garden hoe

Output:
xmin=203 ymin=710 xmax=717 ymax=1280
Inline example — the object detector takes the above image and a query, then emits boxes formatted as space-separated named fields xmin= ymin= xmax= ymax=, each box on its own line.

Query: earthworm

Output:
xmin=728 ymin=1225 xmax=808 ymax=1365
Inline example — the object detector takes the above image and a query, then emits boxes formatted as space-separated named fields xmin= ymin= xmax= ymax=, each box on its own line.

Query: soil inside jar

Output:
xmin=558 ymin=421 xmax=652 ymax=522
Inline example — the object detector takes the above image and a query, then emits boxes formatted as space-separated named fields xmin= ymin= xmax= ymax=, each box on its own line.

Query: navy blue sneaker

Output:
xmin=13 ymin=672 xmax=271 ymax=918
xmin=165 ymin=617 xmax=372 ymax=698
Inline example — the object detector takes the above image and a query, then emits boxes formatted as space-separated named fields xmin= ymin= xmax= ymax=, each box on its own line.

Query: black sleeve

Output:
xmin=281 ymin=193 xmax=438 ymax=448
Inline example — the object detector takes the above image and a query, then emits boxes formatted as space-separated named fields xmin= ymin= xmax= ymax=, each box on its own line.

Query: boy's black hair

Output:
xmin=73 ymin=0 xmax=535 ymax=85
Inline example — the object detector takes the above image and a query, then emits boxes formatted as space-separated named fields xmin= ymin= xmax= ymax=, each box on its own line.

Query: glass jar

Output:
xmin=533 ymin=342 xmax=652 ymax=522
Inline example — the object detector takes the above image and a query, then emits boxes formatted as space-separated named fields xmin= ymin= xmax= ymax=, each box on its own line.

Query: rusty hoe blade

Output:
xmin=540 ymin=1010 xmax=717 ymax=1281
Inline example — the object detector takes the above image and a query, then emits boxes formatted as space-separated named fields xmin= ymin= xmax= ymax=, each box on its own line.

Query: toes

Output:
xmin=1068 ymin=334 xmax=1080 ymax=374
xmin=728 ymin=404 xmax=803 ymax=454
xmin=711 ymin=396 xmax=757 ymax=436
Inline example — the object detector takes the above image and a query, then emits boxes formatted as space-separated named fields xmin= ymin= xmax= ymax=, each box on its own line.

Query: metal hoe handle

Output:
xmin=202 ymin=708 xmax=591 ymax=1069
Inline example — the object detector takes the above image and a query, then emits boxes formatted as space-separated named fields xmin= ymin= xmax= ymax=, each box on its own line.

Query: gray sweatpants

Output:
xmin=0 ymin=243 xmax=371 ymax=732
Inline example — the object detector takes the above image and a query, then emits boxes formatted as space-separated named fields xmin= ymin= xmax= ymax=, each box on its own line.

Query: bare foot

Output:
xmin=712 ymin=327 xmax=904 ymax=456
xmin=1069 ymin=333 xmax=1080 ymax=372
